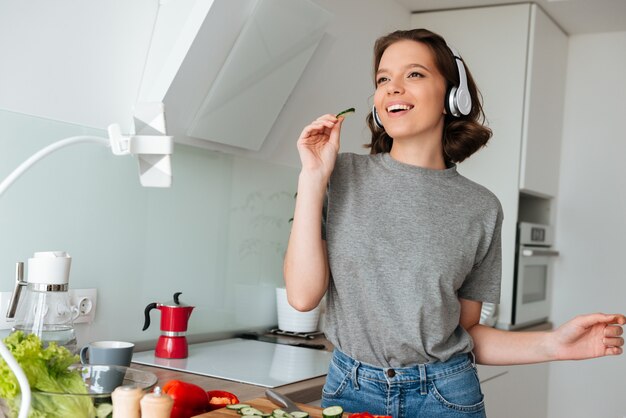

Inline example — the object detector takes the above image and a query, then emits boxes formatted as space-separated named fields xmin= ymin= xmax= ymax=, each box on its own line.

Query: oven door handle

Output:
xmin=521 ymin=249 xmax=560 ymax=257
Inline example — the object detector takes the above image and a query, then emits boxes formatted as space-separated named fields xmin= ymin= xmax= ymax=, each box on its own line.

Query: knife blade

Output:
xmin=235 ymin=332 xmax=326 ymax=350
xmin=265 ymin=388 xmax=305 ymax=414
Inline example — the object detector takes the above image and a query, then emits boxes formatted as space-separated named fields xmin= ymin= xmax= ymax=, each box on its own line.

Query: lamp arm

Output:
xmin=0 ymin=342 xmax=31 ymax=418
xmin=0 ymin=136 xmax=109 ymax=198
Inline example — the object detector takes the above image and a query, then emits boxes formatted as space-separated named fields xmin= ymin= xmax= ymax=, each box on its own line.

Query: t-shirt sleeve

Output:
xmin=458 ymin=202 xmax=503 ymax=303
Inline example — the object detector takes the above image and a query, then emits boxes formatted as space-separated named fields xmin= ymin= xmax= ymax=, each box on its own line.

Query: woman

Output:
xmin=284 ymin=29 xmax=624 ymax=417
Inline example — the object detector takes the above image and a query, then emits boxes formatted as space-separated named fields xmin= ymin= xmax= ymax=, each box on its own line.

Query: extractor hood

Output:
xmin=138 ymin=0 xmax=332 ymax=154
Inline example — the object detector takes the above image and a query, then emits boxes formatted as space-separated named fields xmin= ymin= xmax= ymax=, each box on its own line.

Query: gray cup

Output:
xmin=80 ymin=341 xmax=134 ymax=367
xmin=79 ymin=341 xmax=134 ymax=393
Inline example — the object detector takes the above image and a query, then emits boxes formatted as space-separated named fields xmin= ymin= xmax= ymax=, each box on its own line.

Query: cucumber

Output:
xmin=273 ymin=409 xmax=286 ymax=417
xmin=322 ymin=405 xmax=344 ymax=418
xmin=239 ymin=407 xmax=265 ymax=416
xmin=226 ymin=404 xmax=250 ymax=410
xmin=290 ymin=412 xmax=309 ymax=418
xmin=336 ymin=107 xmax=355 ymax=117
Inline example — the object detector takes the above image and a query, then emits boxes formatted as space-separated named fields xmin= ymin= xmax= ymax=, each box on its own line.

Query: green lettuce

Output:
xmin=0 ymin=331 xmax=96 ymax=417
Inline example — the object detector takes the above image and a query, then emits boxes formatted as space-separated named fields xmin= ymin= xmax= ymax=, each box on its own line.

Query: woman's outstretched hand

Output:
xmin=297 ymin=114 xmax=344 ymax=179
xmin=550 ymin=313 xmax=625 ymax=360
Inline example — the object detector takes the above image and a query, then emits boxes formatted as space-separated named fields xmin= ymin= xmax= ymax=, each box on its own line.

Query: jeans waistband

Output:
xmin=330 ymin=348 xmax=474 ymax=383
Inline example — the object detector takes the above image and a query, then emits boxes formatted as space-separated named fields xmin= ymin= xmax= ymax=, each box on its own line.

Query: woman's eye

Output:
xmin=408 ymin=71 xmax=424 ymax=78
xmin=376 ymin=76 xmax=388 ymax=85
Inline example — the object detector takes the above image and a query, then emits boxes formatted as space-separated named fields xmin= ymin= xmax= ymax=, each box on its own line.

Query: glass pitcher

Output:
xmin=7 ymin=251 xmax=78 ymax=353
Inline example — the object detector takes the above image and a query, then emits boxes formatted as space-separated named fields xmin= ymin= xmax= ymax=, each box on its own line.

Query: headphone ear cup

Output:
xmin=445 ymin=86 xmax=457 ymax=116
xmin=454 ymin=85 xmax=472 ymax=116
xmin=372 ymin=105 xmax=384 ymax=129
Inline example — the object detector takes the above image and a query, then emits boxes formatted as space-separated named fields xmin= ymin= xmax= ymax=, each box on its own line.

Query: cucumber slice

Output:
xmin=226 ymin=404 xmax=250 ymax=410
xmin=322 ymin=405 xmax=344 ymax=418
xmin=239 ymin=407 xmax=265 ymax=416
xmin=291 ymin=412 xmax=309 ymax=418
xmin=273 ymin=409 xmax=286 ymax=417
xmin=336 ymin=107 xmax=355 ymax=117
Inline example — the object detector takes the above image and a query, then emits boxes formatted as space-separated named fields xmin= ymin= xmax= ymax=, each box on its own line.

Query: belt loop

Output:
xmin=351 ymin=361 xmax=361 ymax=391
xmin=418 ymin=363 xmax=427 ymax=395
xmin=470 ymin=351 xmax=477 ymax=368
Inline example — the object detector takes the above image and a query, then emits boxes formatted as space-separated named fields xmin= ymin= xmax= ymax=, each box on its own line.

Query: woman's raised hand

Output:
xmin=297 ymin=114 xmax=344 ymax=179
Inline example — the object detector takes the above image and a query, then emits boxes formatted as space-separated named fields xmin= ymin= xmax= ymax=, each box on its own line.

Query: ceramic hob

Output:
xmin=131 ymin=338 xmax=333 ymax=388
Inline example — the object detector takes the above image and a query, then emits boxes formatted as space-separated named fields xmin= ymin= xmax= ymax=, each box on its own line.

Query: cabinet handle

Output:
xmin=522 ymin=249 xmax=560 ymax=257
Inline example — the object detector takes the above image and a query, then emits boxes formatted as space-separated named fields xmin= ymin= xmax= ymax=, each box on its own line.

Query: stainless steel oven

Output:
xmin=508 ymin=222 xmax=559 ymax=329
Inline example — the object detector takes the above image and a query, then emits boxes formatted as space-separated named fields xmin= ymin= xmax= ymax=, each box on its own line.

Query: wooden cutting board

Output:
xmin=193 ymin=397 xmax=346 ymax=417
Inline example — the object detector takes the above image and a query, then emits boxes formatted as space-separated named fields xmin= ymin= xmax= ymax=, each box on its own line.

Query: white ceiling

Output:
xmin=395 ymin=0 xmax=626 ymax=34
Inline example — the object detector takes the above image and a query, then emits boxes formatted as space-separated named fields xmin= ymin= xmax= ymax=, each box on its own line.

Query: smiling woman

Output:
xmin=282 ymin=27 xmax=625 ymax=418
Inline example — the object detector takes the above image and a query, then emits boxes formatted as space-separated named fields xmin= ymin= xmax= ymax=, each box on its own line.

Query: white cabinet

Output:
xmin=411 ymin=2 xmax=568 ymax=333
xmin=520 ymin=8 xmax=568 ymax=198
xmin=478 ymin=363 xmax=549 ymax=418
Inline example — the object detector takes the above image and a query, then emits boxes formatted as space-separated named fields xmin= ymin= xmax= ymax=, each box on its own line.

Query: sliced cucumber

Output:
xmin=322 ymin=405 xmax=344 ymax=418
xmin=273 ymin=409 xmax=287 ymax=417
xmin=226 ymin=403 xmax=251 ymax=410
xmin=290 ymin=412 xmax=309 ymax=418
xmin=239 ymin=407 xmax=266 ymax=416
xmin=336 ymin=107 xmax=355 ymax=117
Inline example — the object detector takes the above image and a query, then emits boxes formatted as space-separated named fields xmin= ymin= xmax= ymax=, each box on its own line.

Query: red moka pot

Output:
xmin=143 ymin=292 xmax=195 ymax=359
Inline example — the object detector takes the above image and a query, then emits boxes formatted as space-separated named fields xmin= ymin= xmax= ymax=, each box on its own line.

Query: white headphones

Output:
xmin=446 ymin=47 xmax=472 ymax=117
xmin=372 ymin=45 xmax=472 ymax=130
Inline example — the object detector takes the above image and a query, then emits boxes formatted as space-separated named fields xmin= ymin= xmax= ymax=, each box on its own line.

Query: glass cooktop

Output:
xmin=132 ymin=338 xmax=332 ymax=388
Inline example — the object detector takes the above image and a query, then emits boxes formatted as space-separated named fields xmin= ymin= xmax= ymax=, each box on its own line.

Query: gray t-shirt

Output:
xmin=322 ymin=152 xmax=503 ymax=367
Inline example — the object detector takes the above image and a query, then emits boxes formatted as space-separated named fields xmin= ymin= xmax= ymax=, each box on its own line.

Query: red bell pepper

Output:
xmin=162 ymin=379 xmax=209 ymax=418
xmin=206 ymin=390 xmax=240 ymax=410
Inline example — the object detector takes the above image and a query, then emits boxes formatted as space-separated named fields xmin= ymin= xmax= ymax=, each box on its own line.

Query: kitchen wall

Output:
xmin=549 ymin=31 xmax=626 ymax=418
xmin=0 ymin=0 xmax=411 ymax=345
xmin=0 ymin=109 xmax=298 ymax=343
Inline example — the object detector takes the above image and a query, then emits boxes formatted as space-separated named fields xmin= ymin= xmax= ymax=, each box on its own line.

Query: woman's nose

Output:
xmin=386 ymin=80 xmax=404 ymax=95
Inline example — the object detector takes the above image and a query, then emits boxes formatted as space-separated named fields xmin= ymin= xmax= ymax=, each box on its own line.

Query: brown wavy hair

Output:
xmin=365 ymin=29 xmax=492 ymax=163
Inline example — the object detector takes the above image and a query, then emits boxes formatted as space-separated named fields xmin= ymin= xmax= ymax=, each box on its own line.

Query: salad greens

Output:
xmin=0 ymin=331 xmax=102 ymax=417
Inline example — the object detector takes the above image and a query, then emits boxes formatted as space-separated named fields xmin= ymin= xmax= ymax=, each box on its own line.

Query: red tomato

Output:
xmin=162 ymin=379 xmax=209 ymax=418
xmin=206 ymin=390 xmax=240 ymax=411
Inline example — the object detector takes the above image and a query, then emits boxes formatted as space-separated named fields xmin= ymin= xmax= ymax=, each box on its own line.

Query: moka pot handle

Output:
xmin=142 ymin=302 xmax=158 ymax=331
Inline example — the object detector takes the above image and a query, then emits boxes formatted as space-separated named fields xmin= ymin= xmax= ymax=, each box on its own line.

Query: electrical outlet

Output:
xmin=0 ymin=288 xmax=97 ymax=329
xmin=69 ymin=288 xmax=97 ymax=324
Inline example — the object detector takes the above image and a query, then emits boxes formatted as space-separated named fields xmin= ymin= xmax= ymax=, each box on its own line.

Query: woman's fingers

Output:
xmin=602 ymin=337 xmax=624 ymax=347
xmin=604 ymin=325 xmax=624 ymax=337
xmin=299 ymin=114 xmax=341 ymax=141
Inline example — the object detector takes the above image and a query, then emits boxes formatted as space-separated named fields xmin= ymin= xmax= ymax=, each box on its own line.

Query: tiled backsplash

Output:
xmin=0 ymin=109 xmax=298 ymax=345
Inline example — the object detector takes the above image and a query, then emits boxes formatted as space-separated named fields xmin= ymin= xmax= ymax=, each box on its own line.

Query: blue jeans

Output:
xmin=321 ymin=349 xmax=486 ymax=418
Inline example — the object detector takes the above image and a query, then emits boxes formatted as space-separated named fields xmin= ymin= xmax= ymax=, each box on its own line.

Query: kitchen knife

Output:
xmin=265 ymin=388 xmax=306 ymax=414
xmin=235 ymin=332 xmax=326 ymax=350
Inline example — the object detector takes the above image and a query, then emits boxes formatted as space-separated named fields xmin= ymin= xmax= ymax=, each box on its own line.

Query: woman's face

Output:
xmin=374 ymin=40 xmax=448 ymax=142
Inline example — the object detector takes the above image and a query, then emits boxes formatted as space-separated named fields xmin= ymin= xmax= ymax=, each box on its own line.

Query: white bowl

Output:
xmin=275 ymin=287 xmax=320 ymax=333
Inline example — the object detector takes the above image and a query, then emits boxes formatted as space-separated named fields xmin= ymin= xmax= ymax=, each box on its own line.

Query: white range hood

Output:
xmin=139 ymin=0 xmax=332 ymax=154
xmin=0 ymin=0 xmax=332 ymax=156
